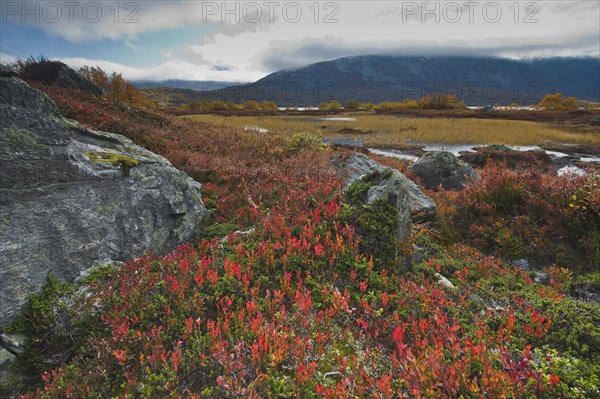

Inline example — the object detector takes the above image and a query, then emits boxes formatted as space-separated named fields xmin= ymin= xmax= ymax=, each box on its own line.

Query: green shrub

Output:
xmin=533 ymin=347 xmax=600 ymax=399
xmin=343 ymin=100 xmax=361 ymax=109
xmin=286 ymin=133 xmax=323 ymax=153
xmin=203 ymin=222 xmax=240 ymax=239
xmin=327 ymin=101 xmax=341 ymax=110
xmin=341 ymin=177 xmax=400 ymax=269
xmin=3 ymin=277 xmax=100 ymax=390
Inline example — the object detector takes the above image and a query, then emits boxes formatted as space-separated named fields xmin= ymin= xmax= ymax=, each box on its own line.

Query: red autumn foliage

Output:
xmin=14 ymin=84 xmax=596 ymax=399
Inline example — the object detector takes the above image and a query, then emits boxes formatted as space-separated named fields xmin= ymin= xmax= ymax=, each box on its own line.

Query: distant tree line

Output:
xmin=177 ymin=93 xmax=585 ymax=113
xmin=374 ymin=94 xmax=465 ymax=111
xmin=180 ymin=100 xmax=279 ymax=112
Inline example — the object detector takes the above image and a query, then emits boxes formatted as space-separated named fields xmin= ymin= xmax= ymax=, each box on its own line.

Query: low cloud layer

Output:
xmin=1 ymin=1 xmax=598 ymax=81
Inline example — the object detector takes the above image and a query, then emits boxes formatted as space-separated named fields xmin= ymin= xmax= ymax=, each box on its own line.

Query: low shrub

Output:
xmin=14 ymin=82 xmax=597 ymax=399
xmin=432 ymin=163 xmax=599 ymax=270
xmin=286 ymin=132 xmax=323 ymax=153
xmin=2 ymin=276 xmax=102 ymax=393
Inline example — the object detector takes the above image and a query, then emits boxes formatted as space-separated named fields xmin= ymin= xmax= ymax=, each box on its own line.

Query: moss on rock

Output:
xmin=85 ymin=151 xmax=140 ymax=176
xmin=2 ymin=128 xmax=37 ymax=145
xmin=342 ymin=175 xmax=401 ymax=269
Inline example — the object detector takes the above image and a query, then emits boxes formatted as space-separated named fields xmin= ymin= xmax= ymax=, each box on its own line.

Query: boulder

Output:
xmin=323 ymin=137 xmax=365 ymax=150
xmin=0 ymin=333 xmax=24 ymax=380
xmin=339 ymin=153 xmax=436 ymax=242
xmin=534 ymin=272 xmax=551 ymax=285
xmin=573 ymin=282 xmax=600 ymax=305
xmin=17 ymin=61 xmax=102 ymax=96
xmin=511 ymin=259 xmax=531 ymax=272
xmin=0 ymin=75 xmax=210 ymax=327
xmin=551 ymin=154 xmax=582 ymax=168
xmin=409 ymin=151 xmax=478 ymax=191
xmin=51 ymin=64 xmax=103 ymax=96
xmin=0 ymin=348 xmax=17 ymax=381
xmin=472 ymin=144 xmax=514 ymax=152
xmin=0 ymin=63 xmax=17 ymax=78
xmin=0 ymin=333 xmax=24 ymax=356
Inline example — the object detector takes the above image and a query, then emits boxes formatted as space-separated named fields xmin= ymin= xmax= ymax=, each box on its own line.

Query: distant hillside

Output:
xmin=138 ymin=81 xmax=246 ymax=107
xmin=140 ymin=87 xmax=208 ymax=107
xmin=135 ymin=80 xmax=243 ymax=91
xmin=197 ymin=56 xmax=600 ymax=106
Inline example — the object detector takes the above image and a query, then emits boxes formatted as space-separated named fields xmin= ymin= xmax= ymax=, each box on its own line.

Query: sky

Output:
xmin=1 ymin=1 xmax=599 ymax=82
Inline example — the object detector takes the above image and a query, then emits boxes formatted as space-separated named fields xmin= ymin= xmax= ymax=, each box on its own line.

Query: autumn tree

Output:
xmin=328 ymin=101 xmax=341 ymax=110
xmin=538 ymin=93 xmax=579 ymax=110
xmin=210 ymin=101 xmax=227 ymax=110
xmin=419 ymin=94 xmax=457 ymax=109
xmin=79 ymin=66 xmax=156 ymax=108
xmin=344 ymin=99 xmax=361 ymax=109
xmin=243 ymin=100 xmax=260 ymax=110
xmin=260 ymin=101 xmax=278 ymax=111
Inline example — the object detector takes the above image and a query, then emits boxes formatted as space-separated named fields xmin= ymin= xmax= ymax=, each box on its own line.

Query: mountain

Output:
xmin=134 ymin=80 xmax=243 ymax=91
xmin=140 ymin=87 xmax=213 ymax=107
xmin=198 ymin=55 xmax=600 ymax=106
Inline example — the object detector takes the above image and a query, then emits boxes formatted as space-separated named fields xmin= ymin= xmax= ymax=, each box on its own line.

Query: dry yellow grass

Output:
xmin=185 ymin=114 xmax=600 ymax=146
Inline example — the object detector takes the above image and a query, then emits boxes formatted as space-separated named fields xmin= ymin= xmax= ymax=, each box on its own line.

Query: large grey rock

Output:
xmin=340 ymin=153 xmax=436 ymax=241
xmin=512 ymin=259 xmax=531 ymax=272
xmin=17 ymin=61 xmax=101 ymax=96
xmin=0 ymin=333 xmax=24 ymax=356
xmin=472 ymin=144 xmax=514 ymax=153
xmin=0 ymin=63 xmax=17 ymax=78
xmin=0 ymin=348 xmax=16 ymax=381
xmin=51 ymin=64 xmax=103 ymax=96
xmin=409 ymin=151 xmax=478 ymax=191
xmin=0 ymin=76 xmax=210 ymax=326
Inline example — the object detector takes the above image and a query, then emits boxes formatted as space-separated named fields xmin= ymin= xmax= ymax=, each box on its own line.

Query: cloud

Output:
xmin=259 ymin=32 xmax=600 ymax=71
xmin=58 ymin=56 xmax=254 ymax=82
xmin=2 ymin=1 xmax=598 ymax=81
xmin=0 ymin=53 xmax=17 ymax=64
xmin=2 ymin=1 xmax=192 ymax=42
xmin=1 ymin=1 xmax=276 ymax=43
xmin=124 ymin=40 xmax=147 ymax=52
